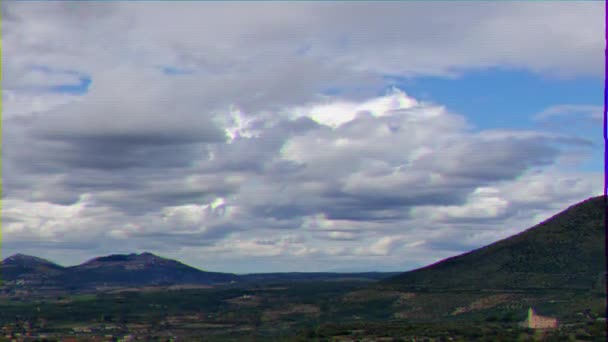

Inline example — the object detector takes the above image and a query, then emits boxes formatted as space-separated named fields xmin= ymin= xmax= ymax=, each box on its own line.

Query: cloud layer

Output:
xmin=2 ymin=2 xmax=602 ymax=272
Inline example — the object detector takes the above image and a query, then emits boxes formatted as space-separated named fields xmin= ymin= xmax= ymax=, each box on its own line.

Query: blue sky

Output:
xmin=50 ymin=76 xmax=92 ymax=94
xmin=389 ymin=68 xmax=604 ymax=172
xmin=2 ymin=2 xmax=604 ymax=273
xmin=391 ymin=68 xmax=602 ymax=132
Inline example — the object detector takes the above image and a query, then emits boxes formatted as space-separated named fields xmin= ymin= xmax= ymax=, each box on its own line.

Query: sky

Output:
xmin=1 ymin=1 xmax=604 ymax=273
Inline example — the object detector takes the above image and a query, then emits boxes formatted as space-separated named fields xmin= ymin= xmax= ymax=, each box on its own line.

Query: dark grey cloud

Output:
xmin=416 ymin=137 xmax=559 ymax=181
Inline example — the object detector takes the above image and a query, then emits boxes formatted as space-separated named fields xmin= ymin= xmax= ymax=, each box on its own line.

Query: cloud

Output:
xmin=289 ymin=88 xmax=418 ymax=128
xmin=3 ymin=2 xmax=603 ymax=92
xmin=2 ymin=90 xmax=81 ymax=120
xmin=3 ymin=84 xmax=600 ymax=271
xmin=1 ymin=2 xmax=603 ymax=271
xmin=360 ymin=236 xmax=405 ymax=256
xmin=411 ymin=187 xmax=510 ymax=223
xmin=535 ymin=104 xmax=603 ymax=123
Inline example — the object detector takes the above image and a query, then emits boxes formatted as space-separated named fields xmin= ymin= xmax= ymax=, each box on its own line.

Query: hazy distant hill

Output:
xmin=62 ymin=252 xmax=239 ymax=287
xmin=384 ymin=196 xmax=605 ymax=291
xmin=0 ymin=252 xmax=394 ymax=290
xmin=0 ymin=252 xmax=239 ymax=289
xmin=0 ymin=254 xmax=64 ymax=283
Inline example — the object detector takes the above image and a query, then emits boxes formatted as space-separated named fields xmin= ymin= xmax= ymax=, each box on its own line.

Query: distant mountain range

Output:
xmin=383 ymin=195 xmax=605 ymax=291
xmin=1 ymin=196 xmax=604 ymax=293
xmin=1 ymin=252 xmax=239 ymax=290
xmin=0 ymin=252 xmax=397 ymax=291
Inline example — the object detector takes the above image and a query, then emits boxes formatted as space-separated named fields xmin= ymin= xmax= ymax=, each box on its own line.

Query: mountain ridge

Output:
xmin=0 ymin=252 xmax=398 ymax=289
xmin=383 ymin=195 xmax=605 ymax=291
xmin=2 ymin=253 xmax=62 ymax=267
xmin=1 ymin=251 xmax=239 ymax=288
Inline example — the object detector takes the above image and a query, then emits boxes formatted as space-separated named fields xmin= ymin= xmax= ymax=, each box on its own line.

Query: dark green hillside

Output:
xmin=385 ymin=196 xmax=605 ymax=291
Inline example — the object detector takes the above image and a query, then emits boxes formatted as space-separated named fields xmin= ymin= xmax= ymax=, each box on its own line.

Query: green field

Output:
xmin=0 ymin=279 xmax=604 ymax=341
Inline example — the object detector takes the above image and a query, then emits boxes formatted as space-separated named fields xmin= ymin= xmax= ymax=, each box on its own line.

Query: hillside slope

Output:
xmin=384 ymin=196 xmax=605 ymax=291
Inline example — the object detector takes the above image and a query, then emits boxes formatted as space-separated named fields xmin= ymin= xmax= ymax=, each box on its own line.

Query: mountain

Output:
xmin=1 ymin=254 xmax=64 ymax=283
xmin=0 ymin=252 xmax=399 ymax=291
xmin=384 ymin=195 xmax=606 ymax=291
xmin=2 ymin=253 xmax=63 ymax=270
xmin=0 ymin=252 xmax=238 ymax=289
xmin=63 ymin=252 xmax=239 ymax=287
